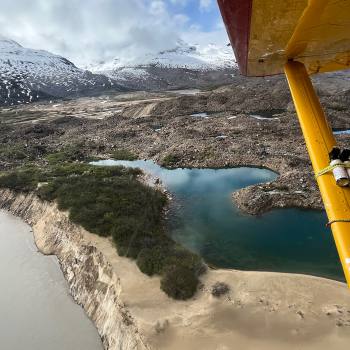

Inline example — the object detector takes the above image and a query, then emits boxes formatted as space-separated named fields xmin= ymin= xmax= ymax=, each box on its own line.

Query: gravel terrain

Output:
xmin=1 ymin=72 xmax=350 ymax=215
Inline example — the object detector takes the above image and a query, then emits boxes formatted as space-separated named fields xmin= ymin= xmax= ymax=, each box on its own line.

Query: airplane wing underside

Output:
xmin=218 ymin=0 xmax=350 ymax=76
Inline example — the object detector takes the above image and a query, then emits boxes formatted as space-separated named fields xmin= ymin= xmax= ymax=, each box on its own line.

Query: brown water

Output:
xmin=0 ymin=210 xmax=103 ymax=350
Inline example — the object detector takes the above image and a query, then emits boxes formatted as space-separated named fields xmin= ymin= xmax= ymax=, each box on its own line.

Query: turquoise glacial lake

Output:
xmin=92 ymin=160 xmax=343 ymax=281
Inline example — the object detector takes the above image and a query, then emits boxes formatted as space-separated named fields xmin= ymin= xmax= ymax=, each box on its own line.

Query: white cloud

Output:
xmin=199 ymin=0 xmax=212 ymax=12
xmin=150 ymin=0 xmax=167 ymax=15
xmin=170 ymin=0 xmax=189 ymax=6
xmin=0 ymin=0 xmax=180 ymax=66
xmin=0 ymin=0 xmax=226 ymax=67
xmin=174 ymin=14 xmax=190 ymax=26
xmin=182 ymin=27 xmax=228 ymax=47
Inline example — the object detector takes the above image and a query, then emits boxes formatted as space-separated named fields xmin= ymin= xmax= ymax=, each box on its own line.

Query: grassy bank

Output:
xmin=0 ymin=161 xmax=203 ymax=300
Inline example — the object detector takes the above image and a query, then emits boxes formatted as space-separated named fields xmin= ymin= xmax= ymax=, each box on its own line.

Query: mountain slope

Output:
xmin=89 ymin=41 xmax=238 ymax=91
xmin=0 ymin=39 xmax=125 ymax=106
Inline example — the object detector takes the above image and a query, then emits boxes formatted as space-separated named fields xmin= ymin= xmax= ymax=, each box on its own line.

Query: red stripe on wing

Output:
xmin=217 ymin=0 xmax=253 ymax=76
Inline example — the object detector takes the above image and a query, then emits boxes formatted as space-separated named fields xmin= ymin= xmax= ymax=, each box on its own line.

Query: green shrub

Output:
xmin=0 ymin=161 xmax=203 ymax=300
xmin=0 ymin=143 xmax=49 ymax=162
xmin=38 ymin=165 xmax=166 ymax=241
xmin=111 ymin=149 xmax=137 ymax=161
xmin=164 ymin=245 xmax=204 ymax=275
xmin=111 ymin=216 xmax=145 ymax=256
xmin=162 ymin=154 xmax=181 ymax=167
xmin=37 ymin=182 xmax=57 ymax=200
xmin=0 ymin=167 xmax=40 ymax=191
xmin=46 ymin=144 xmax=87 ymax=164
xmin=10 ymin=149 xmax=27 ymax=160
xmin=0 ymin=145 xmax=28 ymax=161
xmin=137 ymin=246 xmax=169 ymax=276
xmin=160 ymin=265 xmax=199 ymax=300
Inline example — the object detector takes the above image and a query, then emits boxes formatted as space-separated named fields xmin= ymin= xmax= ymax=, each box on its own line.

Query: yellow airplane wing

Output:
xmin=218 ymin=0 xmax=350 ymax=76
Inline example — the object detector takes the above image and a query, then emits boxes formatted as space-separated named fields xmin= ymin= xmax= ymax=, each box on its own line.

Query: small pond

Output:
xmin=92 ymin=160 xmax=343 ymax=281
xmin=333 ymin=128 xmax=350 ymax=135
xmin=191 ymin=112 xmax=209 ymax=119
xmin=249 ymin=109 xmax=285 ymax=120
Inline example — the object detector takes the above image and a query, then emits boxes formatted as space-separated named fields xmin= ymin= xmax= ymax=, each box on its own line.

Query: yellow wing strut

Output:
xmin=285 ymin=0 xmax=330 ymax=59
xmin=284 ymin=61 xmax=350 ymax=286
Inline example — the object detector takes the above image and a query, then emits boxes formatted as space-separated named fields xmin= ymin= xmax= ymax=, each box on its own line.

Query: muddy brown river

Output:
xmin=0 ymin=210 xmax=103 ymax=350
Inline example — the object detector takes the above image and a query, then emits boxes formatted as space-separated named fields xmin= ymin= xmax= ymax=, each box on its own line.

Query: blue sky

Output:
xmin=164 ymin=0 xmax=223 ymax=32
xmin=0 ymin=0 xmax=228 ymax=65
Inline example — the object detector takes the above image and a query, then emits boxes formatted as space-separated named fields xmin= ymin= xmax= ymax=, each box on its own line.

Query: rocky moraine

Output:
xmin=1 ymin=71 xmax=350 ymax=215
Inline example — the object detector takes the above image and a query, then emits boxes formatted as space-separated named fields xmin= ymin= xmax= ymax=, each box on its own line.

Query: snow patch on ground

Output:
xmin=333 ymin=129 xmax=350 ymax=135
xmin=109 ymin=68 xmax=150 ymax=81
xmin=250 ymin=114 xmax=280 ymax=121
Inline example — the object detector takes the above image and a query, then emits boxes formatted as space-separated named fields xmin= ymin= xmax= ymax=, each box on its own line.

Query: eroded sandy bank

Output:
xmin=1 ymin=188 xmax=350 ymax=350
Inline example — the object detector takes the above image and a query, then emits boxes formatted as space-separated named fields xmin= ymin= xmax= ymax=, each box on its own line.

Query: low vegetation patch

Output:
xmin=0 ymin=144 xmax=27 ymax=161
xmin=161 ymin=154 xmax=181 ymax=167
xmin=0 ymin=143 xmax=46 ymax=162
xmin=0 ymin=160 xmax=203 ymax=300
xmin=46 ymin=144 xmax=92 ymax=164
xmin=211 ymin=282 xmax=230 ymax=298
xmin=161 ymin=265 xmax=199 ymax=300
xmin=110 ymin=149 xmax=137 ymax=161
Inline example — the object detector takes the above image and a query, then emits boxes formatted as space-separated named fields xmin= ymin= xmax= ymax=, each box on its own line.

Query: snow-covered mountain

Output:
xmin=0 ymin=39 xmax=238 ymax=106
xmin=0 ymin=39 xmax=125 ymax=106
xmin=88 ymin=41 xmax=236 ymax=72
xmin=88 ymin=41 xmax=238 ymax=91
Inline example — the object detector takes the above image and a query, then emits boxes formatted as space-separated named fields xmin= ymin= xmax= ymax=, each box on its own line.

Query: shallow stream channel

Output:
xmin=0 ymin=211 xmax=103 ymax=350
xmin=92 ymin=160 xmax=343 ymax=281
